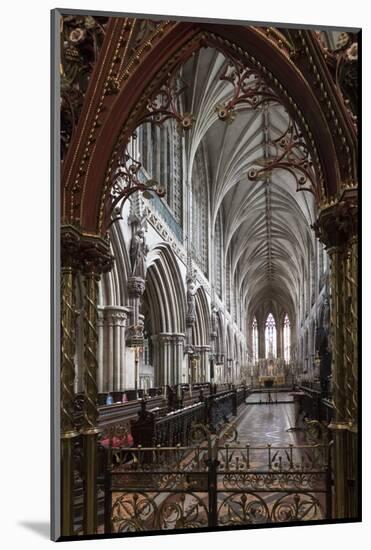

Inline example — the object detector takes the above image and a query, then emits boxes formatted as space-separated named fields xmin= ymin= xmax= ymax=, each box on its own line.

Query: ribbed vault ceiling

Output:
xmin=181 ymin=47 xmax=317 ymax=324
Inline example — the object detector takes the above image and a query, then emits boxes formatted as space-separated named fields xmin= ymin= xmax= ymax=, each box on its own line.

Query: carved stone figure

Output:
xmin=322 ymin=295 xmax=330 ymax=332
xmin=130 ymin=228 xmax=149 ymax=279
xmin=186 ymin=272 xmax=197 ymax=321
xmin=211 ymin=304 xmax=218 ymax=338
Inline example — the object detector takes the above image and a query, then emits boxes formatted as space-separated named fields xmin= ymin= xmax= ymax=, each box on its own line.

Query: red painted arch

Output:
xmin=65 ymin=21 xmax=341 ymax=234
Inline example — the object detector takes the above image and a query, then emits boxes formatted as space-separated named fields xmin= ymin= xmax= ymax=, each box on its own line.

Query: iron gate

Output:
xmin=103 ymin=425 xmax=332 ymax=533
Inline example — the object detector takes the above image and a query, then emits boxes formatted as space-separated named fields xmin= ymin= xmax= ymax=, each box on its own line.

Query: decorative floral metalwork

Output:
xmin=247 ymin=116 xmax=318 ymax=198
xmin=271 ymin=492 xmax=322 ymax=522
xmin=158 ymin=492 xmax=209 ymax=529
xmin=141 ymin=73 xmax=195 ymax=130
xmin=60 ymin=15 xmax=109 ymax=159
xmin=220 ymin=471 xmax=326 ymax=491
xmin=112 ymin=492 xmax=158 ymax=532
xmin=219 ymin=423 xmax=239 ymax=445
xmin=107 ymin=70 xmax=194 ymax=224
xmin=105 ymin=425 xmax=330 ymax=533
xmin=217 ymin=442 xmax=328 ymax=473
xmin=213 ymin=57 xmax=320 ymax=198
xmin=109 ymin=145 xmax=166 ymax=227
xmin=111 ymin=491 xmax=209 ymax=532
xmin=316 ymin=31 xmax=358 ymax=128
xmin=215 ymin=59 xmax=279 ymax=122
xmin=218 ymin=492 xmax=270 ymax=525
xmin=217 ymin=491 xmax=323 ymax=525
xmin=304 ymin=418 xmax=330 ymax=446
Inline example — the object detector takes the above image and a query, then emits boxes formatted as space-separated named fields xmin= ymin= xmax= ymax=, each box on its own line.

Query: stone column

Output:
xmin=151 ymin=335 xmax=160 ymax=386
xmin=101 ymin=307 xmax=127 ymax=391
xmin=158 ymin=334 xmax=172 ymax=385
xmin=313 ymin=187 xmax=358 ymax=519
xmin=184 ymin=263 xmax=196 ymax=381
xmin=173 ymin=334 xmax=185 ymax=385
xmin=308 ymin=323 xmax=313 ymax=377
xmin=199 ymin=345 xmax=211 ymax=381
xmin=126 ymin=277 xmax=145 ymax=393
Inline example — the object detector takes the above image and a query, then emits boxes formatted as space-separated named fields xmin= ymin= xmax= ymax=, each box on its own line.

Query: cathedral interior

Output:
xmin=57 ymin=13 xmax=359 ymax=539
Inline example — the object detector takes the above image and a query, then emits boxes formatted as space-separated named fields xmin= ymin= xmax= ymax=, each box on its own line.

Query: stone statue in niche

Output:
xmin=130 ymin=227 xmax=149 ymax=279
xmin=322 ymin=295 xmax=330 ymax=332
xmin=211 ymin=304 xmax=219 ymax=338
xmin=186 ymin=271 xmax=197 ymax=320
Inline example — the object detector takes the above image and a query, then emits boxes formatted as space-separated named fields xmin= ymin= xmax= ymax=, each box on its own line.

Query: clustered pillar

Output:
xmin=154 ymin=333 xmax=185 ymax=385
xmin=61 ymin=226 xmax=113 ymax=536
xmin=98 ymin=306 xmax=127 ymax=392
xmin=313 ymin=187 xmax=358 ymax=519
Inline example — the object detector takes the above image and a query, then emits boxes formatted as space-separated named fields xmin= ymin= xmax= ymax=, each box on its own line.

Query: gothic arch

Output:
xmin=61 ymin=20 xmax=356 ymax=234
xmin=99 ymin=223 xmax=132 ymax=307
xmin=214 ymin=309 xmax=225 ymax=358
xmin=192 ymin=286 xmax=211 ymax=346
xmin=145 ymin=243 xmax=186 ymax=334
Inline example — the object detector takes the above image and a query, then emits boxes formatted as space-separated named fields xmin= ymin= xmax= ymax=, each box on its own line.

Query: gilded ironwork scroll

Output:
xmin=103 ymin=425 xmax=331 ymax=533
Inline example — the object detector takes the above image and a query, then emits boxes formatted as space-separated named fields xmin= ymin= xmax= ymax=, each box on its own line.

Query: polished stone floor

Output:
xmin=227 ymin=393 xmax=318 ymax=473
xmin=235 ymin=392 xmax=303 ymax=447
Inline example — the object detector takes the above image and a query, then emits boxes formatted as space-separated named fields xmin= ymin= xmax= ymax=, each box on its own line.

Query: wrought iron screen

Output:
xmin=104 ymin=426 xmax=332 ymax=533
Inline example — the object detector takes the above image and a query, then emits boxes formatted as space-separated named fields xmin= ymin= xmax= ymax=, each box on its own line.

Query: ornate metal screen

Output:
xmin=104 ymin=426 xmax=332 ymax=533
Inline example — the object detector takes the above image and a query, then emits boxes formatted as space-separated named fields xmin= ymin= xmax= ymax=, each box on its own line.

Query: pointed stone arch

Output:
xmin=143 ymin=243 xmax=186 ymax=385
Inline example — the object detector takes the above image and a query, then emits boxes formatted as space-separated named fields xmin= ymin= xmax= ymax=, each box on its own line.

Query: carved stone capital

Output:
xmin=104 ymin=306 xmax=128 ymax=325
xmin=312 ymin=187 xmax=357 ymax=248
xmin=186 ymin=314 xmax=196 ymax=326
xmin=199 ymin=345 xmax=211 ymax=352
xmin=158 ymin=333 xmax=172 ymax=344
xmin=173 ymin=334 xmax=186 ymax=345
xmin=184 ymin=344 xmax=194 ymax=355
xmin=127 ymin=276 xmax=146 ymax=298
xmin=61 ymin=224 xmax=114 ymax=274
xmin=126 ymin=323 xmax=144 ymax=347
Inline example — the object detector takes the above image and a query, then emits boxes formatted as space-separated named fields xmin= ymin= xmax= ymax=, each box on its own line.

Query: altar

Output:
xmin=257 ymin=358 xmax=285 ymax=386
xmin=258 ymin=374 xmax=285 ymax=386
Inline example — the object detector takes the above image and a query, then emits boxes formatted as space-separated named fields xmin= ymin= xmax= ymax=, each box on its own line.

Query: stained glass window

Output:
xmin=265 ymin=313 xmax=277 ymax=358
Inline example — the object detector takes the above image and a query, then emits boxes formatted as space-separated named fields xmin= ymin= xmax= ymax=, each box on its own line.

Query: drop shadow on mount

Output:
xmin=18 ymin=521 xmax=50 ymax=539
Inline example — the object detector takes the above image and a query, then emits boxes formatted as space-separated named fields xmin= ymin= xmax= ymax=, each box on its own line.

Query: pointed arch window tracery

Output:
xmin=138 ymin=119 xmax=183 ymax=228
xmin=192 ymin=147 xmax=209 ymax=276
xmin=215 ymin=213 xmax=222 ymax=298
xmin=283 ymin=313 xmax=291 ymax=363
xmin=265 ymin=313 xmax=277 ymax=359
